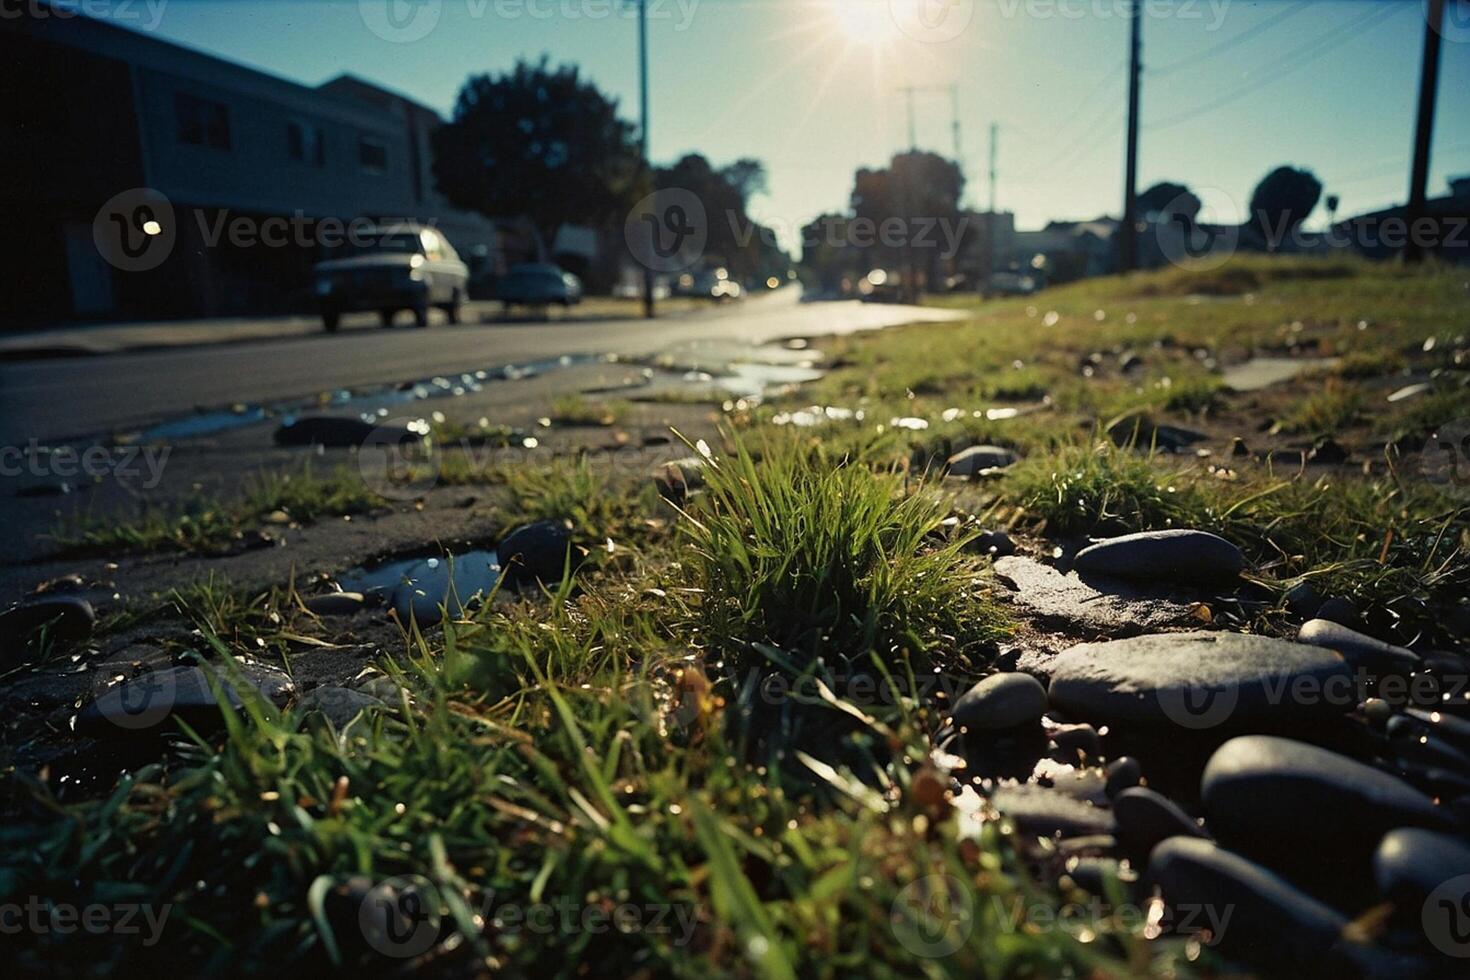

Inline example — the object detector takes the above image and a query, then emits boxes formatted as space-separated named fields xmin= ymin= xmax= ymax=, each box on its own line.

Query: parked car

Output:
xmin=675 ymin=266 xmax=743 ymax=301
xmin=313 ymin=223 xmax=468 ymax=331
xmin=497 ymin=263 xmax=583 ymax=308
xmin=857 ymin=268 xmax=903 ymax=303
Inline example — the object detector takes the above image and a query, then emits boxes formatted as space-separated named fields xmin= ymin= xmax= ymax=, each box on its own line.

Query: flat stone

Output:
xmin=304 ymin=591 xmax=367 ymax=616
xmin=1148 ymin=837 xmax=1358 ymax=976
xmin=1048 ymin=631 xmax=1354 ymax=730
xmin=1113 ymin=786 xmax=1207 ymax=858
xmin=1073 ymin=529 xmax=1244 ymax=584
xmin=1 ymin=596 xmax=95 ymax=662
xmin=953 ymin=673 xmax=1048 ymax=731
xmin=990 ymin=783 xmax=1116 ymax=838
xmin=992 ymin=556 xmax=1196 ymax=636
xmin=946 ymin=445 xmax=1018 ymax=477
xmin=1387 ymin=382 xmax=1433 ymax=403
xmin=1049 ymin=723 xmax=1101 ymax=763
xmin=1201 ymin=736 xmax=1456 ymax=869
xmin=497 ymin=520 xmax=574 ymax=587
xmin=273 ymin=415 xmax=417 ymax=448
xmin=1298 ymin=619 xmax=1419 ymax=673
xmin=1107 ymin=415 xmax=1208 ymax=453
xmin=297 ymin=685 xmax=384 ymax=728
xmin=76 ymin=662 xmax=294 ymax=736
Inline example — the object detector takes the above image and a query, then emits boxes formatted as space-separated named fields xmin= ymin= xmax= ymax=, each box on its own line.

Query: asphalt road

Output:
xmin=1 ymin=288 xmax=963 ymax=445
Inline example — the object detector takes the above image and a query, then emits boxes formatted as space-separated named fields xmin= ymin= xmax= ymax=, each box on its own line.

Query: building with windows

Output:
xmin=0 ymin=6 xmax=500 ymax=325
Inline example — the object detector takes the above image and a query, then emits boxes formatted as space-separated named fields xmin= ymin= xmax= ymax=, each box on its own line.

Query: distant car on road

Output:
xmin=675 ymin=267 xmax=743 ymax=301
xmin=313 ymin=224 xmax=467 ymax=331
xmin=497 ymin=263 xmax=583 ymax=308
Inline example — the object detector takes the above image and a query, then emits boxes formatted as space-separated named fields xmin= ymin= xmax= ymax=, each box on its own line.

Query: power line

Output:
xmin=1146 ymin=2 xmax=1404 ymax=131
xmin=1149 ymin=0 xmax=1318 ymax=76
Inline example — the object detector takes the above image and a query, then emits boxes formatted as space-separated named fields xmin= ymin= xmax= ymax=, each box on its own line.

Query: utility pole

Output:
xmin=1404 ymin=0 xmax=1444 ymax=263
xmin=1118 ymin=0 xmax=1142 ymax=273
xmin=905 ymin=86 xmax=918 ymax=150
xmin=950 ymin=84 xmax=962 ymax=164
xmin=988 ymin=122 xmax=998 ymax=214
xmin=637 ymin=0 xmax=655 ymax=317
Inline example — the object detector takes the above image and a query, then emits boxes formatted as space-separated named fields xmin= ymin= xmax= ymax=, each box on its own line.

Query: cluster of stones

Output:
xmin=1 ymin=521 xmax=577 ymax=740
xmin=949 ymin=529 xmax=1470 ymax=975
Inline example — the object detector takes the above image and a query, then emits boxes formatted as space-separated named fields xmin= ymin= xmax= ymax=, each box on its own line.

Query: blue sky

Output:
xmin=98 ymin=0 xmax=1470 ymax=249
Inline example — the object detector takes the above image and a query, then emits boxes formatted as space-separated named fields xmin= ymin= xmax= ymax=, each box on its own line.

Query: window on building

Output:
xmin=287 ymin=121 xmax=325 ymax=166
xmin=358 ymin=137 xmax=388 ymax=173
xmin=175 ymin=93 xmax=231 ymax=150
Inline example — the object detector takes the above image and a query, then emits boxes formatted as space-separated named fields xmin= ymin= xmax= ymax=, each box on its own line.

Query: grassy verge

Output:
xmin=50 ymin=465 xmax=385 ymax=557
xmin=5 ymin=256 xmax=1466 ymax=976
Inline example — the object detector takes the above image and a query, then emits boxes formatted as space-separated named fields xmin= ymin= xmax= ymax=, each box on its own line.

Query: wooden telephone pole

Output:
xmin=1118 ymin=0 xmax=1142 ymax=272
xmin=1404 ymin=0 xmax=1445 ymax=263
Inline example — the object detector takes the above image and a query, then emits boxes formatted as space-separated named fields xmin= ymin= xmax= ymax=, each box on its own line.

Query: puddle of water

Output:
xmin=1222 ymin=357 xmax=1337 ymax=392
xmin=336 ymin=549 xmax=503 ymax=627
xmin=130 ymin=354 xmax=606 ymax=443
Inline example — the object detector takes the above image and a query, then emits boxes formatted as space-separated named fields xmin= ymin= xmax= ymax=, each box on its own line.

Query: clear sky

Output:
xmin=94 ymin=0 xmax=1470 ymax=249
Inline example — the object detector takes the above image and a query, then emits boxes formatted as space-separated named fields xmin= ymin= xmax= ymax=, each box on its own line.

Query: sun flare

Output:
xmin=830 ymin=0 xmax=895 ymax=46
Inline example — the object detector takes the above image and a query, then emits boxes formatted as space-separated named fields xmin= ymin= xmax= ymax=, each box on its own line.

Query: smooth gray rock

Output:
xmin=1315 ymin=596 xmax=1361 ymax=628
xmin=304 ymin=591 xmax=367 ymax=616
xmin=1 ymin=596 xmax=95 ymax=660
xmin=1114 ymin=786 xmax=1207 ymax=858
xmin=298 ymin=685 xmax=384 ymax=728
xmin=1105 ymin=757 xmax=1143 ymax=798
xmin=652 ymin=456 xmax=707 ymax=503
xmin=1049 ymin=723 xmax=1102 ymax=762
xmin=992 ymin=556 xmax=1196 ymax=636
xmin=1107 ymin=416 xmax=1208 ymax=453
xmin=1298 ymin=618 xmax=1420 ymax=673
xmin=76 ymin=662 xmax=294 ymax=736
xmin=953 ymin=673 xmax=1048 ymax=731
xmin=1374 ymin=828 xmax=1470 ymax=913
xmin=971 ymin=528 xmax=1016 ymax=558
xmin=497 ymin=520 xmax=574 ymax=587
xmin=1048 ymin=631 xmax=1354 ymax=729
xmin=1201 ymin=736 xmax=1456 ymax=867
xmin=1073 ymin=529 xmax=1244 ymax=584
xmin=946 ymin=445 xmax=1018 ymax=477
xmin=990 ymin=784 xmax=1116 ymax=838
xmin=1402 ymin=708 xmax=1470 ymax=756
xmin=273 ymin=415 xmax=419 ymax=448
xmin=1148 ymin=837 xmax=1358 ymax=978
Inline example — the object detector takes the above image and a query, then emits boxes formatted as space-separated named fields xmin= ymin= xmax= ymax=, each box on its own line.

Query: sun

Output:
xmin=830 ymin=0 xmax=895 ymax=46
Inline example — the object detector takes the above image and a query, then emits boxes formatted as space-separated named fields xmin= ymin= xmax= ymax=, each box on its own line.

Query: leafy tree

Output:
xmin=1249 ymin=166 xmax=1323 ymax=249
xmin=432 ymin=57 xmax=640 ymax=255
xmin=1138 ymin=181 xmax=1200 ymax=223
xmin=656 ymin=154 xmax=785 ymax=281
xmin=850 ymin=151 xmax=965 ymax=291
